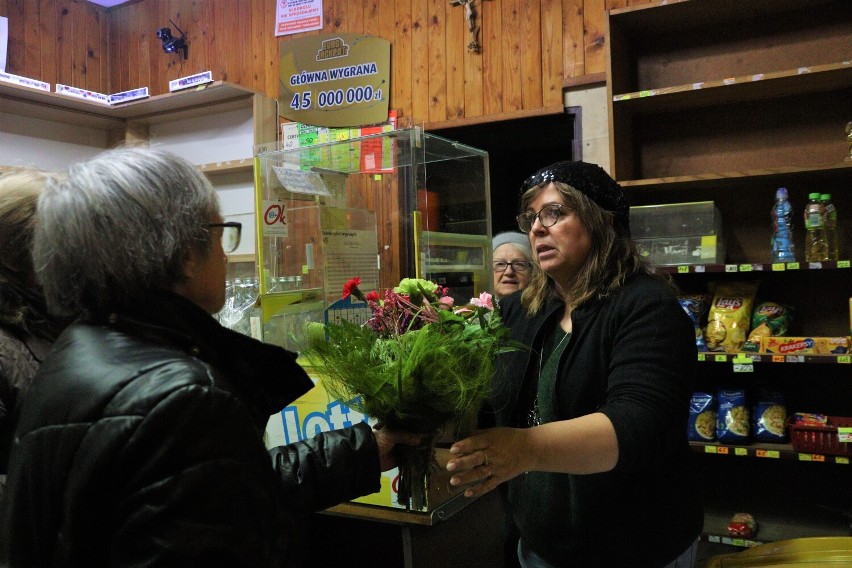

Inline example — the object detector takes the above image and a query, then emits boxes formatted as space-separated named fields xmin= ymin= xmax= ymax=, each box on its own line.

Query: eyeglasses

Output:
xmin=493 ymin=261 xmax=531 ymax=274
xmin=205 ymin=222 xmax=242 ymax=253
xmin=516 ymin=204 xmax=566 ymax=233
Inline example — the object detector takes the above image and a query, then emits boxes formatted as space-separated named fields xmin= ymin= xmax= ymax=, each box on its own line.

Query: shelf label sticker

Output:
xmin=735 ymin=447 xmax=748 ymax=456
xmin=772 ymin=355 xmax=785 ymax=363
xmin=697 ymin=353 xmax=706 ymax=362
xmin=694 ymin=265 xmax=705 ymax=273
xmin=838 ymin=260 xmax=850 ymax=268
xmin=787 ymin=262 xmax=800 ymax=270
xmin=716 ymin=446 xmax=729 ymax=455
xmin=715 ymin=354 xmax=727 ymax=363
xmin=725 ymin=264 xmax=738 ymax=272
xmin=838 ymin=427 xmax=852 ymax=443
xmin=808 ymin=262 xmax=823 ymax=269
xmin=678 ymin=265 xmax=689 ymax=273
xmin=739 ymin=264 xmax=753 ymax=272
xmin=785 ymin=355 xmax=804 ymax=363
xmin=838 ymin=355 xmax=851 ymax=364
xmin=733 ymin=362 xmax=753 ymax=373
xmin=755 ymin=449 xmax=779 ymax=459
xmin=836 ymin=456 xmax=850 ymax=465
xmin=704 ymin=445 xmax=718 ymax=454
xmin=798 ymin=453 xmax=813 ymax=461
xmin=639 ymin=90 xmax=652 ymax=97
xmin=771 ymin=263 xmax=785 ymax=271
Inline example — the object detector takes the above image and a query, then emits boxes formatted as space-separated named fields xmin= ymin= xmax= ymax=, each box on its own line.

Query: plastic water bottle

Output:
xmin=804 ymin=192 xmax=829 ymax=262
xmin=771 ymin=187 xmax=795 ymax=262
xmin=820 ymin=193 xmax=839 ymax=261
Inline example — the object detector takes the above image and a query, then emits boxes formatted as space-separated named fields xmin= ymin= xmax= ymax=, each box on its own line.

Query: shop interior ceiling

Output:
xmin=86 ymin=0 xmax=133 ymax=7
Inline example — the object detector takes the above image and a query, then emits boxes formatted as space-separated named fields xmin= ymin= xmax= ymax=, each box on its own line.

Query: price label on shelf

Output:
xmin=838 ymin=427 xmax=852 ymax=443
xmin=787 ymin=262 xmax=800 ymax=270
xmin=697 ymin=353 xmax=706 ymax=362
xmin=838 ymin=355 xmax=850 ymax=364
xmin=735 ymin=447 xmax=748 ymax=456
xmin=678 ymin=265 xmax=689 ymax=273
xmin=725 ymin=264 xmax=738 ymax=273
xmin=715 ymin=354 xmax=727 ymax=363
xmin=771 ymin=263 xmax=786 ymax=271
xmin=772 ymin=355 xmax=785 ymax=363
xmin=739 ymin=264 xmax=753 ymax=272
xmin=755 ymin=449 xmax=779 ymax=459
xmin=836 ymin=456 xmax=850 ymax=465
xmin=838 ymin=260 xmax=850 ymax=268
xmin=733 ymin=354 xmax=753 ymax=373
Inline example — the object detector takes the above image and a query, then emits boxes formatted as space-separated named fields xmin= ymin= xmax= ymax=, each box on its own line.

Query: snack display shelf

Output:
xmin=656 ymin=260 xmax=851 ymax=275
xmin=690 ymin=442 xmax=850 ymax=465
xmin=695 ymin=353 xmax=851 ymax=365
xmin=702 ymin=507 xmax=851 ymax=549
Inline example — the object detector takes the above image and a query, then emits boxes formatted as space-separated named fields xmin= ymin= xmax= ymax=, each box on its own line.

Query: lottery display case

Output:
xmin=252 ymin=127 xmax=491 ymax=353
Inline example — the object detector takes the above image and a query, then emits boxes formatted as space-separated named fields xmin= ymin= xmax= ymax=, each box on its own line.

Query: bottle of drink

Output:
xmin=820 ymin=193 xmax=839 ymax=261
xmin=804 ymin=192 xmax=829 ymax=262
xmin=771 ymin=187 xmax=796 ymax=262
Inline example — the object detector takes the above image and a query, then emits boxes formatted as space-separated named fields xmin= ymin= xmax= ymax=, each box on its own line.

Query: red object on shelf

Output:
xmin=789 ymin=415 xmax=852 ymax=456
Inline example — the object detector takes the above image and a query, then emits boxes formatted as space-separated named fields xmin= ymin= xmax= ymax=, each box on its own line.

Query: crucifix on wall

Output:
xmin=450 ymin=0 xmax=485 ymax=53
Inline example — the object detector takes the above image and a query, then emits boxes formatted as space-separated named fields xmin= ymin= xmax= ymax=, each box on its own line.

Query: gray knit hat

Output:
xmin=492 ymin=231 xmax=532 ymax=257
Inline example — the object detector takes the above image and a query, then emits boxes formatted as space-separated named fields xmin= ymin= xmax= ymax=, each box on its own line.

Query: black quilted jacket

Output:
xmin=0 ymin=291 xmax=381 ymax=567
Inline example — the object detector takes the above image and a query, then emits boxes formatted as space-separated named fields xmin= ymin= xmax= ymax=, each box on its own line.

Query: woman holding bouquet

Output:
xmin=446 ymin=161 xmax=702 ymax=567
xmin=1 ymin=147 xmax=421 ymax=567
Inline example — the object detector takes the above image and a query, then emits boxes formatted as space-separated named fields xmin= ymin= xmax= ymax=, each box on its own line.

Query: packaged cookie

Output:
xmin=752 ymin=390 xmax=787 ymax=443
xmin=717 ymin=389 xmax=750 ymax=444
xmin=706 ymin=281 xmax=759 ymax=353
xmin=688 ymin=392 xmax=716 ymax=441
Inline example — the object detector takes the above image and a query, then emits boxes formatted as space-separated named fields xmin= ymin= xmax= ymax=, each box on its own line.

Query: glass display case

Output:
xmin=253 ymin=127 xmax=491 ymax=352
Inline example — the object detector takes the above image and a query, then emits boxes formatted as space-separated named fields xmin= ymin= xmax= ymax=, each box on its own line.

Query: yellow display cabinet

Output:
xmin=255 ymin=127 xmax=491 ymax=511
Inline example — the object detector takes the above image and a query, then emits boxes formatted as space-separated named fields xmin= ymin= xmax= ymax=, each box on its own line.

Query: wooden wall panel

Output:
xmin=0 ymin=0 xmax=618 ymax=128
xmin=480 ymin=0 xmax=503 ymax=116
xmin=392 ymin=0 xmax=413 ymax=119
xmin=500 ymin=0 xmax=522 ymax=113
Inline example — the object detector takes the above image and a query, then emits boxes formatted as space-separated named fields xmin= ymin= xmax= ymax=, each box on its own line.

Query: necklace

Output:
xmin=527 ymin=328 xmax=570 ymax=427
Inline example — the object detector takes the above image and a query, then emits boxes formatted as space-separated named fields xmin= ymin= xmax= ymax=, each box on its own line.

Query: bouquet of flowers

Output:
xmin=303 ymin=276 xmax=519 ymax=509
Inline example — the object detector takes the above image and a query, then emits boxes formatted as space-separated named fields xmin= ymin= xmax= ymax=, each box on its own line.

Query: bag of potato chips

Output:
xmin=705 ymin=281 xmax=759 ymax=353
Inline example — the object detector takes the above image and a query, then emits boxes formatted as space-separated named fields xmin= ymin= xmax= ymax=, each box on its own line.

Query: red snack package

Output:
xmin=727 ymin=512 xmax=757 ymax=538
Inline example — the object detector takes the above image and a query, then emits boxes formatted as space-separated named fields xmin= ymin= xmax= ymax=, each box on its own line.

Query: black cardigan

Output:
xmin=492 ymin=274 xmax=704 ymax=567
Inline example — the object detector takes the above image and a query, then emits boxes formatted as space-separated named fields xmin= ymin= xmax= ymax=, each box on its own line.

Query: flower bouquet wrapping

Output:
xmin=303 ymin=277 xmax=519 ymax=510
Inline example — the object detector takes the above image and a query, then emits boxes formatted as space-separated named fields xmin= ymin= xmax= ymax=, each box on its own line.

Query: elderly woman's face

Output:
xmin=492 ymin=243 xmax=531 ymax=299
xmin=173 ymin=215 xmax=229 ymax=315
xmin=526 ymin=183 xmax=592 ymax=289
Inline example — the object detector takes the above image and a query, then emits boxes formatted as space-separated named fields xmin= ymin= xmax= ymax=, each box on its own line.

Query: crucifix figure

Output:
xmin=450 ymin=0 xmax=481 ymax=53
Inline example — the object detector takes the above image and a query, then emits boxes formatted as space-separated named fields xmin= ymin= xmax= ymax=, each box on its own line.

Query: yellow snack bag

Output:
xmin=706 ymin=281 xmax=759 ymax=353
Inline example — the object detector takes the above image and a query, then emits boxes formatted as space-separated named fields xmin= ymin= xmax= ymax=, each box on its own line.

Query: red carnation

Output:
xmin=342 ymin=276 xmax=365 ymax=301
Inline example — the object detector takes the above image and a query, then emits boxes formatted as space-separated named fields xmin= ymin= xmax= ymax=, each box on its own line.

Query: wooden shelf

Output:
xmin=198 ymin=159 xmax=255 ymax=176
xmin=613 ymin=62 xmax=852 ymax=115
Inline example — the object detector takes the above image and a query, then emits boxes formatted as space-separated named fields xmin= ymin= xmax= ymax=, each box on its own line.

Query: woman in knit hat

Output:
xmin=447 ymin=161 xmax=702 ymax=568
xmin=492 ymin=231 xmax=534 ymax=300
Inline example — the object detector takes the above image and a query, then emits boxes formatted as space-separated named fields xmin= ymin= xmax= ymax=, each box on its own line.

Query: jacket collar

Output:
xmin=100 ymin=290 xmax=314 ymax=418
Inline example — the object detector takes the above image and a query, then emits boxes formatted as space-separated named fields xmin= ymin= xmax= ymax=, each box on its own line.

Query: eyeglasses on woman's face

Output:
xmin=205 ymin=222 xmax=242 ymax=253
xmin=493 ymin=261 xmax=531 ymax=274
xmin=516 ymin=204 xmax=566 ymax=233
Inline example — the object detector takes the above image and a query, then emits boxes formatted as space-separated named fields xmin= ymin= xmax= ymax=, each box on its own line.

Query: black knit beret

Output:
xmin=520 ymin=160 xmax=629 ymax=233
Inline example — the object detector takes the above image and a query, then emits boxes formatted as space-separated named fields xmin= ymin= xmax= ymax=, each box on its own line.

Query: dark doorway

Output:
xmin=432 ymin=110 xmax=577 ymax=234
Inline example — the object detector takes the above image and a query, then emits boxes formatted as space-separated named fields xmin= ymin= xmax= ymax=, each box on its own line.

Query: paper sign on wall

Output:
xmin=275 ymin=0 xmax=323 ymax=37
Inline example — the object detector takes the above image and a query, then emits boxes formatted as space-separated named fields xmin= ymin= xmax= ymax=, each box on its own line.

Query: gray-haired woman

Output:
xmin=0 ymin=147 xmax=420 ymax=567
xmin=447 ymin=161 xmax=702 ymax=568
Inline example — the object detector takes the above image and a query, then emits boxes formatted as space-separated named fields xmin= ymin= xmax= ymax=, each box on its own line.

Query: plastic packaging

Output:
xmin=804 ymin=192 xmax=829 ymax=262
xmin=770 ymin=187 xmax=795 ymax=262
xmin=820 ymin=193 xmax=839 ymax=261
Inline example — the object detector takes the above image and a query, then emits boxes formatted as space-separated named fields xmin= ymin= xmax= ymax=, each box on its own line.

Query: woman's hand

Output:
xmin=372 ymin=424 xmax=426 ymax=472
xmin=445 ymin=427 xmax=532 ymax=498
